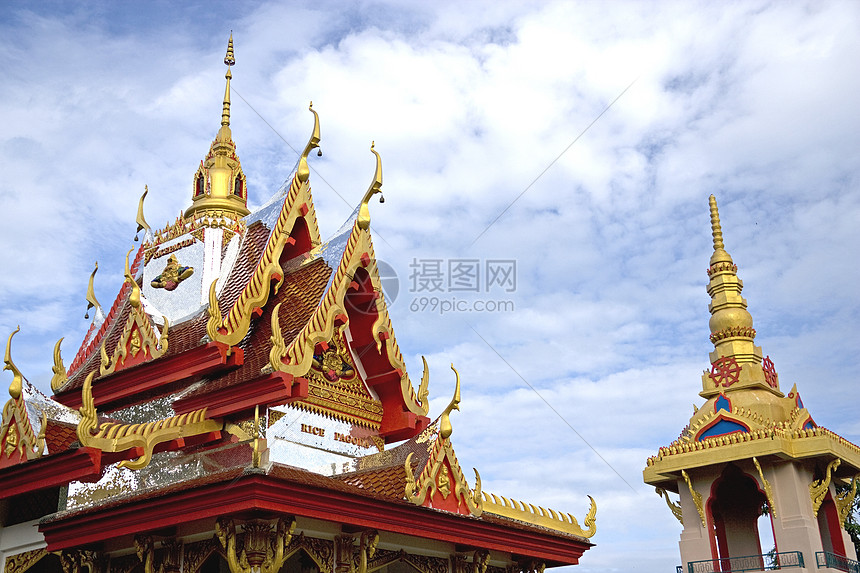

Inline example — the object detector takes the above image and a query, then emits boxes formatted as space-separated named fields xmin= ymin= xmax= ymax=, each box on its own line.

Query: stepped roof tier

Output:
xmin=0 ymin=36 xmax=594 ymax=573
xmin=644 ymin=195 xmax=860 ymax=490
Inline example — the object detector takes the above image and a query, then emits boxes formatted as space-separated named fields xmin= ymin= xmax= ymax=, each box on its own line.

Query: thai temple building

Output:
xmin=0 ymin=37 xmax=596 ymax=573
xmin=644 ymin=197 xmax=860 ymax=573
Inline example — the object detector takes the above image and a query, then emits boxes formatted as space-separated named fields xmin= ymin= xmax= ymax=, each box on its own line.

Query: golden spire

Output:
xmin=4 ymin=327 xmax=23 ymax=400
xmin=701 ymin=196 xmax=767 ymax=396
xmin=439 ymin=364 xmax=461 ymax=440
xmin=221 ymin=34 xmax=234 ymax=128
xmin=184 ymin=33 xmax=249 ymax=221
xmin=357 ymin=142 xmax=384 ymax=230
xmin=85 ymin=262 xmax=101 ymax=319
xmin=135 ymin=185 xmax=152 ymax=242
xmin=297 ymin=102 xmax=321 ymax=183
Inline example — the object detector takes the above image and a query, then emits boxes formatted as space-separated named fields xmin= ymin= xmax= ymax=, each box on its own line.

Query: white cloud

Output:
xmin=1 ymin=1 xmax=858 ymax=571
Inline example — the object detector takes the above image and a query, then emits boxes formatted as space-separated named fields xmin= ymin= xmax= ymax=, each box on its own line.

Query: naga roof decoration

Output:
xmin=135 ymin=185 xmax=153 ymax=242
xmin=84 ymin=261 xmax=102 ymax=320
xmin=268 ymin=145 xmax=429 ymax=436
xmin=1 ymin=328 xmax=45 ymax=468
xmin=206 ymin=104 xmax=322 ymax=347
xmin=100 ymin=249 xmax=169 ymax=376
xmin=63 ymin=244 xmax=146 ymax=387
xmin=644 ymin=195 xmax=860 ymax=488
xmin=76 ymin=371 xmax=222 ymax=470
xmin=404 ymin=366 xmax=482 ymax=517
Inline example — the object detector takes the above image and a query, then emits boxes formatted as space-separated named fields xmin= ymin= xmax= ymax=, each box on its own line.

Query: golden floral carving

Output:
xmin=215 ymin=517 xmax=295 ymax=573
xmin=810 ymin=459 xmax=841 ymax=517
xmin=682 ymin=470 xmax=706 ymax=528
xmin=835 ymin=474 xmax=860 ymax=526
xmin=3 ymin=549 xmax=48 ymax=573
xmin=182 ymin=539 xmax=222 ymax=573
xmin=285 ymin=534 xmax=334 ymax=573
xmin=135 ymin=536 xmax=182 ymax=573
xmin=357 ymin=530 xmax=379 ymax=573
xmin=656 ymin=487 xmax=683 ymax=525
xmin=753 ymin=457 xmax=778 ymax=519
xmin=59 ymin=550 xmax=101 ymax=573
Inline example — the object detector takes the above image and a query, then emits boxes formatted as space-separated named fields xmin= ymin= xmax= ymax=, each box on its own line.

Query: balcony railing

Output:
xmin=686 ymin=551 xmax=805 ymax=573
xmin=815 ymin=551 xmax=860 ymax=573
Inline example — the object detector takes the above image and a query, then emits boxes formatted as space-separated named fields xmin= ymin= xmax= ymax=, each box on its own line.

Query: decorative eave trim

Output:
xmin=644 ymin=425 xmax=860 ymax=485
xmin=54 ymin=342 xmax=243 ymax=411
xmin=207 ymin=172 xmax=321 ymax=347
xmin=481 ymin=492 xmax=596 ymax=540
xmin=40 ymin=472 xmax=592 ymax=563
xmin=77 ymin=372 xmax=223 ymax=469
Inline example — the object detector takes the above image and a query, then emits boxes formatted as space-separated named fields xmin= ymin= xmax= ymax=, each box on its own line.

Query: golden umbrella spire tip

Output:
xmin=220 ymin=33 xmax=234 ymax=128
xmin=709 ymin=195 xmax=725 ymax=252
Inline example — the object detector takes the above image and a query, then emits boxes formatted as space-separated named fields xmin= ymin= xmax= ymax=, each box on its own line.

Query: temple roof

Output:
xmin=0 ymin=36 xmax=596 ymax=564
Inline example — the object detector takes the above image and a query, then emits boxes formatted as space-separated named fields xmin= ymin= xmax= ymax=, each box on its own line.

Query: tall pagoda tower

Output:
xmin=0 ymin=36 xmax=596 ymax=573
xmin=644 ymin=197 xmax=860 ymax=573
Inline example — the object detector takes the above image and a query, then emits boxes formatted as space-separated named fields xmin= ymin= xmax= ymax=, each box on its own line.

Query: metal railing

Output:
xmin=815 ymin=551 xmax=860 ymax=573
xmin=686 ymin=551 xmax=804 ymax=573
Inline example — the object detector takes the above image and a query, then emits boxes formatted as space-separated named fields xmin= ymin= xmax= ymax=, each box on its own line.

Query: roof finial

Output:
xmin=297 ymin=101 xmax=321 ymax=183
xmin=439 ymin=364 xmax=462 ymax=440
xmin=357 ymin=142 xmax=384 ymax=231
xmin=221 ymin=33 xmax=234 ymax=128
xmin=709 ymin=195 xmax=724 ymax=251
xmin=135 ymin=185 xmax=152 ymax=242
xmin=3 ymin=327 xmax=23 ymax=400
xmin=85 ymin=262 xmax=101 ymax=319
xmin=124 ymin=248 xmax=141 ymax=309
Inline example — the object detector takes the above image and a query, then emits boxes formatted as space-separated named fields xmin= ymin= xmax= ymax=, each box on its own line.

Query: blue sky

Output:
xmin=2 ymin=2 xmax=859 ymax=571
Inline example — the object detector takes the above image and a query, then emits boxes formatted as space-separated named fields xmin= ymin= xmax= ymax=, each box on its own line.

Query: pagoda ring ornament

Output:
xmin=710 ymin=356 xmax=741 ymax=387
